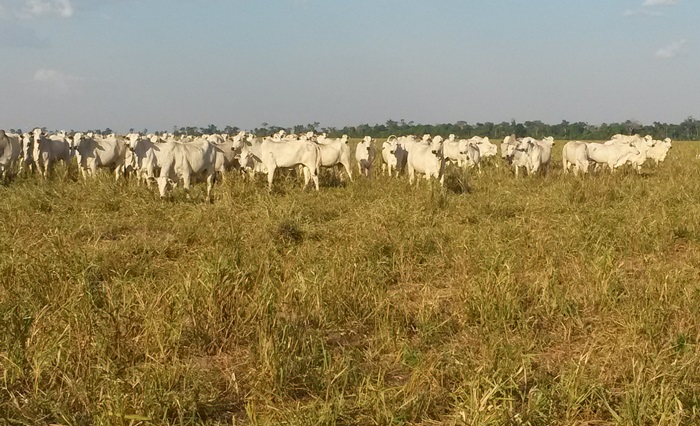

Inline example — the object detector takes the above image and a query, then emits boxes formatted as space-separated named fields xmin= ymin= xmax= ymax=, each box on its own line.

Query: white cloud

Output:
xmin=623 ymin=8 xmax=662 ymax=16
xmin=655 ymin=39 xmax=686 ymax=58
xmin=625 ymin=0 xmax=677 ymax=17
xmin=643 ymin=0 xmax=677 ymax=6
xmin=34 ymin=68 xmax=82 ymax=94
xmin=13 ymin=0 xmax=74 ymax=18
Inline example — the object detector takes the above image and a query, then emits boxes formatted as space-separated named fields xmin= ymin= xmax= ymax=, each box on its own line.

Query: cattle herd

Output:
xmin=0 ymin=128 xmax=674 ymax=201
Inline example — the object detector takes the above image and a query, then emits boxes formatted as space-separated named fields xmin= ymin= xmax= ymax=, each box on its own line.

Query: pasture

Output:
xmin=2 ymin=140 xmax=700 ymax=425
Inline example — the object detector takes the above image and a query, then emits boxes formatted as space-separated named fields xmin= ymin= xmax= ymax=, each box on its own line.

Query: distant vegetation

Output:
xmin=13 ymin=118 xmax=700 ymax=141
xmin=184 ymin=117 xmax=698 ymax=140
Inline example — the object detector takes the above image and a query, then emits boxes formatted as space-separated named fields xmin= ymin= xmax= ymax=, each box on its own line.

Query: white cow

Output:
xmin=473 ymin=136 xmax=497 ymax=159
xmin=501 ymin=135 xmax=518 ymax=164
xmin=443 ymin=135 xmax=481 ymax=174
xmin=355 ymin=136 xmax=376 ymax=178
xmin=562 ymin=141 xmax=590 ymax=176
xmin=0 ymin=130 xmax=22 ymax=181
xmin=212 ymin=139 xmax=245 ymax=181
xmin=316 ymin=134 xmax=353 ymax=180
xmin=381 ymin=135 xmax=408 ymax=177
xmin=72 ymin=132 xmax=127 ymax=180
xmin=32 ymin=128 xmax=72 ymax=179
xmin=150 ymin=138 xmax=217 ymax=201
xmin=585 ymin=142 xmax=639 ymax=172
xmin=604 ymin=135 xmax=655 ymax=172
xmin=406 ymin=136 xmax=444 ymax=185
xmin=511 ymin=139 xmax=542 ymax=178
xmin=126 ymin=133 xmax=167 ymax=186
xmin=534 ymin=136 xmax=555 ymax=174
xmin=647 ymin=138 xmax=672 ymax=165
xmin=240 ymin=136 xmax=321 ymax=191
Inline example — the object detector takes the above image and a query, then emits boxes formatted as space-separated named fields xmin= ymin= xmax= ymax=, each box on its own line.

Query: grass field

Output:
xmin=1 ymin=141 xmax=700 ymax=425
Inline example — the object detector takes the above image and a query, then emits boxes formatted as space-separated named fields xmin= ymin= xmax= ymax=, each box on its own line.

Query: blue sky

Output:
xmin=0 ymin=0 xmax=697 ymax=132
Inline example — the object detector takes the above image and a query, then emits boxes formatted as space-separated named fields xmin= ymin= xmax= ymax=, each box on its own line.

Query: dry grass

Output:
xmin=1 ymin=141 xmax=700 ymax=425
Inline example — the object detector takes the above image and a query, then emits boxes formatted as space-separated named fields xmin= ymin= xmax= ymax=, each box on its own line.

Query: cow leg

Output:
xmin=206 ymin=172 xmax=215 ymax=202
xmin=408 ymin=165 xmax=415 ymax=185
xmin=267 ymin=167 xmax=276 ymax=192
xmin=182 ymin=174 xmax=192 ymax=198
xmin=302 ymin=167 xmax=311 ymax=189
xmin=343 ymin=161 xmax=353 ymax=182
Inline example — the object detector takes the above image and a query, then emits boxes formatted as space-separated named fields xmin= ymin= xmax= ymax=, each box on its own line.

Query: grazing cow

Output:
xmin=355 ymin=136 xmax=376 ymax=177
xmin=316 ymin=134 xmax=353 ymax=180
xmin=0 ymin=130 xmax=22 ymax=181
xmin=585 ymin=142 xmax=639 ymax=172
xmin=32 ymin=128 xmax=72 ymax=179
xmin=647 ymin=138 xmax=672 ymax=165
xmin=406 ymin=136 xmax=444 ymax=185
xmin=240 ymin=136 xmax=321 ymax=191
xmin=72 ymin=133 xmax=127 ymax=180
xmin=150 ymin=138 xmax=217 ymax=201
xmin=562 ymin=141 xmax=590 ymax=176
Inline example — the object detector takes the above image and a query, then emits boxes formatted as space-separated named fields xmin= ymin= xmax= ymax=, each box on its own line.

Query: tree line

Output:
xmin=173 ymin=117 xmax=700 ymax=141
xmin=11 ymin=117 xmax=700 ymax=140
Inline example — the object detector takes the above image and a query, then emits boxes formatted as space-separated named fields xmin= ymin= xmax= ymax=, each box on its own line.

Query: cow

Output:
xmin=32 ymin=128 xmax=72 ymax=179
xmin=149 ymin=137 xmax=217 ymax=201
xmin=603 ymin=135 xmax=655 ymax=172
xmin=72 ymin=132 xmax=127 ymax=180
xmin=381 ymin=135 xmax=408 ymax=177
xmin=211 ymin=138 xmax=245 ymax=181
xmin=316 ymin=134 xmax=353 ymax=181
xmin=647 ymin=138 xmax=672 ymax=165
xmin=0 ymin=130 xmax=22 ymax=182
xmin=443 ymin=135 xmax=481 ymax=174
xmin=355 ymin=136 xmax=376 ymax=178
xmin=534 ymin=136 xmax=555 ymax=174
xmin=126 ymin=133 xmax=167 ymax=186
xmin=406 ymin=136 xmax=444 ymax=185
xmin=511 ymin=139 xmax=542 ymax=178
xmin=501 ymin=134 xmax=519 ymax=165
xmin=473 ymin=136 xmax=497 ymax=159
xmin=585 ymin=142 xmax=640 ymax=172
xmin=239 ymin=136 xmax=321 ymax=191
xmin=562 ymin=141 xmax=590 ymax=176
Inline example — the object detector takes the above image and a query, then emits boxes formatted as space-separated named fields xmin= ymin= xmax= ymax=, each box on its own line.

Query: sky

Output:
xmin=0 ymin=0 xmax=698 ymax=132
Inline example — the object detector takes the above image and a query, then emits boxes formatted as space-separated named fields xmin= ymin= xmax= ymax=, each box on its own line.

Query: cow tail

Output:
xmin=315 ymin=145 xmax=321 ymax=176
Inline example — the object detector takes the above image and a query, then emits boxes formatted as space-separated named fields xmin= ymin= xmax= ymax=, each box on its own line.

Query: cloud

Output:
xmin=33 ymin=68 xmax=82 ymax=95
xmin=643 ymin=0 xmax=677 ymax=6
xmin=0 ymin=0 xmax=74 ymax=19
xmin=22 ymin=0 xmax=74 ymax=17
xmin=625 ymin=0 xmax=677 ymax=17
xmin=655 ymin=39 xmax=686 ymax=58
xmin=623 ymin=8 xmax=662 ymax=16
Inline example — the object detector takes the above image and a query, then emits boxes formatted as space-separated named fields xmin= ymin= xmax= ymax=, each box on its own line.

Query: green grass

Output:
xmin=1 ymin=141 xmax=700 ymax=425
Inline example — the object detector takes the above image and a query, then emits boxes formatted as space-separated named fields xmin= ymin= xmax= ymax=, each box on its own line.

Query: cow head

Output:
xmin=238 ymin=147 xmax=254 ymax=171
xmin=448 ymin=134 xmax=456 ymax=141
xmin=149 ymin=176 xmax=176 ymax=197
